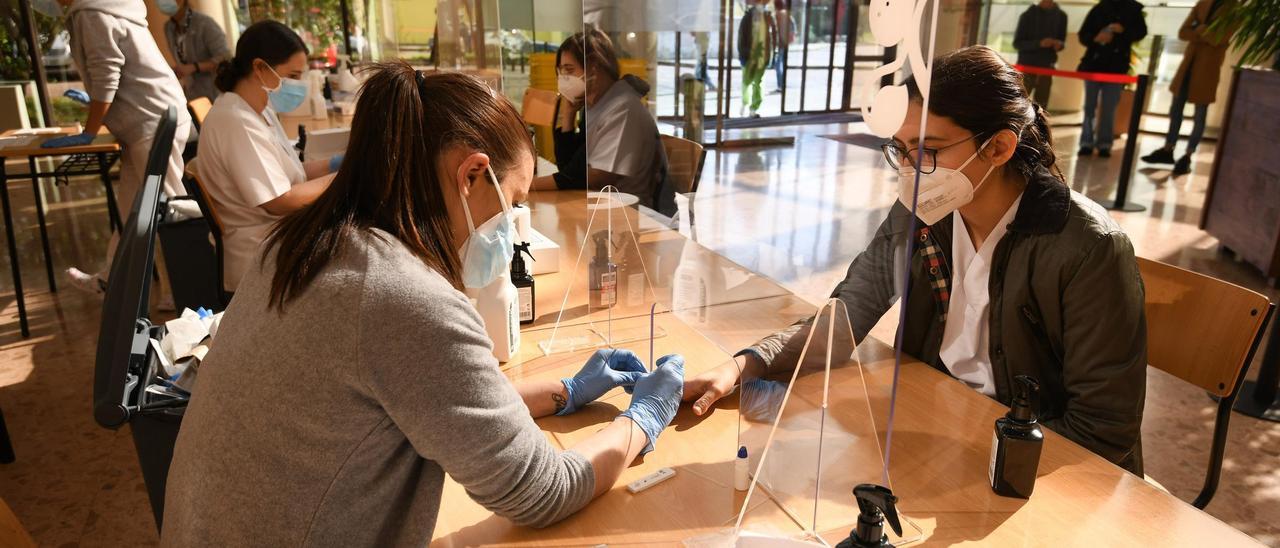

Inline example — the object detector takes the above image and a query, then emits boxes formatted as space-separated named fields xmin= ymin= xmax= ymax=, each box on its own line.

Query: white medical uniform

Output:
xmin=938 ymin=194 xmax=1023 ymax=396
xmin=196 ymin=92 xmax=306 ymax=292
xmin=585 ymin=79 xmax=662 ymax=208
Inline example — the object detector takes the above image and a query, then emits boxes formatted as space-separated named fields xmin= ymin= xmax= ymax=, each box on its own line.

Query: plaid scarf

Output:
xmin=916 ymin=227 xmax=951 ymax=323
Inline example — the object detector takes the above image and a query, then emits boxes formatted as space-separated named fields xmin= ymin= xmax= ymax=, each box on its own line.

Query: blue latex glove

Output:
xmin=619 ymin=354 xmax=685 ymax=454
xmin=558 ymin=348 xmax=647 ymax=416
xmin=739 ymin=378 xmax=787 ymax=424
xmin=41 ymin=132 xmax=94 ymax=149
xmin=328 ymin=153 xmax=344 ymax=172
xmin=63 ymin=89 xmax=90 ymax=104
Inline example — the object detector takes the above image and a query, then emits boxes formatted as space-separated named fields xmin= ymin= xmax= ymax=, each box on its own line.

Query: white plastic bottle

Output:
xmin=465 ymin=271 xmax=521 ymax=363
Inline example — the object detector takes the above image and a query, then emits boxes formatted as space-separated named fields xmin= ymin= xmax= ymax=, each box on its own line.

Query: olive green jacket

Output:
xmin=745 ymin=170 xmax=1147 ymax=475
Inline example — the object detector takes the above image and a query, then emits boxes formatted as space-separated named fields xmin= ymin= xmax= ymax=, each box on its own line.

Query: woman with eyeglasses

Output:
xmin=683 ymin=45 xmax=1149 ymax=475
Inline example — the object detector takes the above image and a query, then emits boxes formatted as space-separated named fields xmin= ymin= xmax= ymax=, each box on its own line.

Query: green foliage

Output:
xmin=248 ymin=0 xmax=346 ymax=56
xmin=1210 ymin=0 xmax=1280 ymax=68
xmin=0 ymin=1 xmax=67 ymax=81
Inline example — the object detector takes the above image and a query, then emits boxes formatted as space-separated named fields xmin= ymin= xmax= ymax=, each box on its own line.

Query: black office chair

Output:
xmin=94 ymin=105 xmax=185 ymax=530
xmin=176 ymin=159 xmax=232 ymax=309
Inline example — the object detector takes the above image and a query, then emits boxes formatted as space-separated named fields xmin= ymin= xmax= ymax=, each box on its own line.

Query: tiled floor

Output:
xmin=2 ymin=117 xmax=1279 ymax=546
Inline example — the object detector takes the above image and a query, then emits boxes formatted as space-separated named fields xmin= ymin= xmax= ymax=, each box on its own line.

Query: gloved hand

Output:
xmin=62 ymin=89 xmax=90 ymax=104
xmin=739 ymin=378 xmax=787 ymax=424
xmin=558 ymin=348 xmax=647 ymax=416
xmin=41 ymin=132 xmax=94 ymax=149
xmin=619 ymin=354 xmax=684 ymax=454
xmin=328 ymin=153 xmax=344 ymax=172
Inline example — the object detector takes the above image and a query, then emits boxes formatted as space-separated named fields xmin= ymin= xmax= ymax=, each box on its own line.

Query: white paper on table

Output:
xmin=0 ymin=135 xmax=38 ymax=149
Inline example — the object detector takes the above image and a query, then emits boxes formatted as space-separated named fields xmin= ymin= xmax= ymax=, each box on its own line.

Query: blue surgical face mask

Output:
xmin=32 ymin=0 xmax=63 ymax=17
xmin=259 ymin=64 xmax=309 ymax=114
xmin=458 ymin=166 xmax=517 ymax=289
xmin=157 ymin=0 xmax=180 ymax=16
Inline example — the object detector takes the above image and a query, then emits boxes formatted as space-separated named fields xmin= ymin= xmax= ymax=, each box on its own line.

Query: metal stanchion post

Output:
xmin=1233 ymin=312 xmax=1280 ymax=421
xmin=1109 ymin=73 xmax=1148 ymax=212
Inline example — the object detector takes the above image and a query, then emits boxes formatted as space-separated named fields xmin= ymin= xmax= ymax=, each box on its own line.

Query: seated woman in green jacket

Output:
xmin=683 ymin=45 xmax=1148 ymax=475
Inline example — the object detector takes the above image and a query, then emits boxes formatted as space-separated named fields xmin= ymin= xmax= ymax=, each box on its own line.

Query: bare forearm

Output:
xmin=517 ymin=379 xmax=570 ymax=418
xmin=570 ymin=417 xmax=647 ymax=497
xmin=303 ymin=158 xmax=332 ymax=179
xmin=84 ymin=101 xmax=110 ymax=135
xmin=586 ymin=168 xmax=621 ymax=190
xmin=260 ymin=173 xmax=334 ymax=216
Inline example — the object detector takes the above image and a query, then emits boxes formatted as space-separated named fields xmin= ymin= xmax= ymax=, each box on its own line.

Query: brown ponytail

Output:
xmin=905 ymin=45 xmax=1064 ymax=183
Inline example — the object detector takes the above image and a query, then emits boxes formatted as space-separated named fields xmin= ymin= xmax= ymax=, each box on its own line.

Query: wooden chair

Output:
xmin=1138 ymin=257 xmax=1273 ymax=509
xmin=180 ymin=158 xmax=233 ymax=307
xmin=0 ymin=495 xmax=35 ymax=548
xmin=660 ymin=134 xmax=706 ymax=194
xmin=521 ymin=88 xmax=558 ymax=127
xmin=187 ymin=97 xmax=213 ymax=130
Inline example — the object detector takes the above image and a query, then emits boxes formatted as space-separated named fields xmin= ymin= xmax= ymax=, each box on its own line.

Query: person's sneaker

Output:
xmin=1098 ymin=148 xmax=1112 ymax=158
xmin=66 ymin=267 xmax=106 ymax=296
xmin=1078 ymin=146 xmax=1093 ymax=156
xmin=1141 ymin=147 xmax=1176 ymax=164
xmin=1172 ymin=155 xmax=1192 ymax=176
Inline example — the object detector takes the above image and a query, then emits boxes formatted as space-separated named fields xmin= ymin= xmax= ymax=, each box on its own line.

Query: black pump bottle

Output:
xmin=990 ymin=375 xmax=1043 ymax=498
xmin=835 ymin=484 xmax=902 ymax=548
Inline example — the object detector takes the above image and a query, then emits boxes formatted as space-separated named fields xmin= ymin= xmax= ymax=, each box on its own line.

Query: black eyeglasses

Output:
xmin=880 ymin=134 xmax=979 ymax=174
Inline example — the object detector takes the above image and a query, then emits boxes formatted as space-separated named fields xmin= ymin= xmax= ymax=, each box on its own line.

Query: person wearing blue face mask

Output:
xmin=160 ymin=0 xmax=229 ymax=101
xmin=33 ymin=0 xmax=192 ymax=297
xmin=163 ymin=65 xmax=685 ymax=545
xmin=196 ymin=21 xmax=342 ymax=293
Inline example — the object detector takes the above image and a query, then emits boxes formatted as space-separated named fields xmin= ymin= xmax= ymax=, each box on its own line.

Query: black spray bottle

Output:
xmin=511 ymin=242 xmax=535 ymax=325
xmin=835 ymin=484 xmax=902 ymax=548
xmin=990 ymin=375 xmax=1043 ymax=499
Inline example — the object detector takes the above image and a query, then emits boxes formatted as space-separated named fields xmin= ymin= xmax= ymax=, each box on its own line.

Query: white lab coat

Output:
xmin=196 ymin=92 xmax=306 ymax=292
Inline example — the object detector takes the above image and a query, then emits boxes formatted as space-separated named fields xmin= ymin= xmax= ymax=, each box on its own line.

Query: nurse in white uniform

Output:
xmin=197 ymin=21 xmax=341 ymax=293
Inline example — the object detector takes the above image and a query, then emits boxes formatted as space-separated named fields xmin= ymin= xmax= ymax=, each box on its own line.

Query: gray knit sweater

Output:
xmin=162 ymin=228 xmax=594 ymax=546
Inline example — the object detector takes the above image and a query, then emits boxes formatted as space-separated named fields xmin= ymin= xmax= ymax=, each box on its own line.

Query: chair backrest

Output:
xmin=181 ymin=158 xmax=223 ymax=236
xmin=1139 ymin=257 xmax=1270 ymax=396
xmin=521 ymin=88 xmax=557 ymax=127
xmin=142 ymin=107 xmax=178 ymax=191
xmin=660 ymin=134 xmax=705 ymax=194
xmin=0 ymin=85 xmax=31 ymax=133
xmin=187 ymin=97 xmax=213 ymax=129
xmin=0 ymin=495 xmax=36 ymax=548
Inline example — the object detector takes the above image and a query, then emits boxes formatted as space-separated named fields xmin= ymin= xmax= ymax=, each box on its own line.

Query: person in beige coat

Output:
xmin=1141 ymin=0 xmax=1236 ymax=176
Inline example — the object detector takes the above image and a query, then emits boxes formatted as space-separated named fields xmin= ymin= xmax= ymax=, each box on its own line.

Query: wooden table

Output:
xmin=429 ymin=195 xmax=1263 ymax=547
xmin=0 ymin=128 xmax=121 ymax=336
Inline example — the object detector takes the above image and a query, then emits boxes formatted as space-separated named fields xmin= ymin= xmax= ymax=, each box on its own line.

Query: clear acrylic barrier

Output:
xmin=538 ymin=187 xmax=671 ymax=356
xmin=688 ymin=299 xmax=922 ymax=547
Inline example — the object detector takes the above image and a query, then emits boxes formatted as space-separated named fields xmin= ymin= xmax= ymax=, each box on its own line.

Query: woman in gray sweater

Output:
xmin=162 ymin=64 xmax=684 ymax=545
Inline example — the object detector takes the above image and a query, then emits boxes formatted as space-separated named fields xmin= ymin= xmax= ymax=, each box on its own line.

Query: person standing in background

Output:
xmin=736 ymin=0 xmax=775 ymax=118
xmin=34 ymin=0 xmax=192 ymax=296
xmin=1013 ymin=0 xmax=1068 ymax=107
xmin=160 ymin=0 xmax=230 ymax=102
xmin=770 ymin=0 xmax=794 ymax=94
xmin=1140 ymin=0 xmax=1236 ymax=177
xmin=1076 ymin=0 xmax=1147 ymax=158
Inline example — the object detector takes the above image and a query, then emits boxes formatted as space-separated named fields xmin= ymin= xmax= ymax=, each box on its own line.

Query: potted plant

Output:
xmin=1210 ymin=0 xmax=1280 ymax=69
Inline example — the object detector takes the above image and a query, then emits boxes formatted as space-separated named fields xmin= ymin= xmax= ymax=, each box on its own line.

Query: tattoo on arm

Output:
xmin=553 ymin=392 xmax=568 ymax=413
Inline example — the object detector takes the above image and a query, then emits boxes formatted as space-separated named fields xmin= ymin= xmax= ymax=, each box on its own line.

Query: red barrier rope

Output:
xmin=1013 ymin=64 xmax=1139 ymax=85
